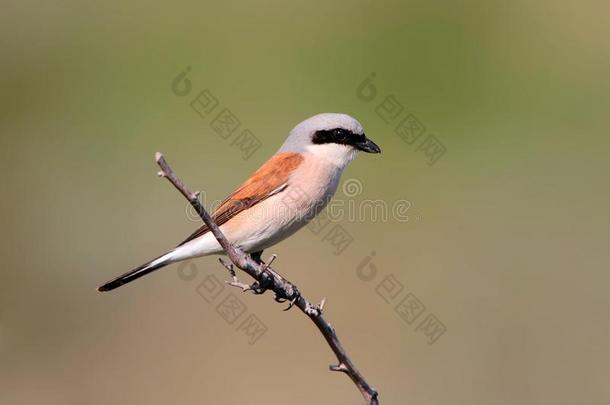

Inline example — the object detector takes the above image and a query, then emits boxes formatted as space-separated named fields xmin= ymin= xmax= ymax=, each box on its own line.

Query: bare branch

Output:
xmin=156 ymin=152 xmax=379 ymax=404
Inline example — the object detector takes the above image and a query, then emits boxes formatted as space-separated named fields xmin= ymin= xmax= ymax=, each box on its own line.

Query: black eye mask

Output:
xmin=312 ymin=128 xmax=381 ymax=153
xmin=312 ymin=128 xmax=364 ymax=146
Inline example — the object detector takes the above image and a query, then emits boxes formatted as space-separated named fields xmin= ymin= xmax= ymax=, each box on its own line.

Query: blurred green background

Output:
xmin=2 ymin=1 xmax=609 ymax=404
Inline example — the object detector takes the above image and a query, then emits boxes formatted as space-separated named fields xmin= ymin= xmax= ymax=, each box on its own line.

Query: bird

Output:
xmin=98 ymin=113 xmax=381 ymax=292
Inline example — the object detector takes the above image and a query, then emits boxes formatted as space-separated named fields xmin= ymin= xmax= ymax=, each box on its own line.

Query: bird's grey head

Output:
xmin=279 ymin=113 xmax=381 ymax=167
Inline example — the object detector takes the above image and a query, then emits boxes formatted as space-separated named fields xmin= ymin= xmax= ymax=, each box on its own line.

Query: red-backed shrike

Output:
xmin=98 ymin=113 xmax=380 ymax=292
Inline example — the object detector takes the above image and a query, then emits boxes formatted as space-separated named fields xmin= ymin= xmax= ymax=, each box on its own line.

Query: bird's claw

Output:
xmin=279 ymin=295 xmax=298 ymax=311
xmin=249 ymin=281 xmax=267 ymax=294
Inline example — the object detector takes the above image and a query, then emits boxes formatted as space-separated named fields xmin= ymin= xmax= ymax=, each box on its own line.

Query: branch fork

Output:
xmin=155 ymin=152 xmax=379 ymax=404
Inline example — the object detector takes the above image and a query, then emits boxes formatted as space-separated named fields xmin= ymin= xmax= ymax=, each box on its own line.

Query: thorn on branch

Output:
xmin=262 ymin=254 xmax=277 ymax=271
xmin=220 ymin=258 xmax=267 ymax=294
xmin=330 ymin=363 xmax=349 ymax=373
xmin=226 ymin=277 xmax=252 ymax=292
xmin=303 ymin=298 xmax=326 ymax=317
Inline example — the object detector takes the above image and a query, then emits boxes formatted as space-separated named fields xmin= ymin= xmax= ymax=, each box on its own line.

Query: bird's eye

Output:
xmin=333 ymin=128 xmax=347 ymax=141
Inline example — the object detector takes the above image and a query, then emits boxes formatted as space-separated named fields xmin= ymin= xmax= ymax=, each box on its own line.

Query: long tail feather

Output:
xmin=97 ymin=253 xmax=172 ymax=292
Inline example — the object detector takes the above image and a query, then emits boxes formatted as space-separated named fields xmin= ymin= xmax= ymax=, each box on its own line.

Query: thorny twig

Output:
xmin=156 ymin=152 xmax=379 ymax=404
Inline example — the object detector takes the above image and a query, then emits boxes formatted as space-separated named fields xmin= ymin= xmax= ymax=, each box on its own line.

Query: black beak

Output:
xmin=356 ymin=137 xmax=381 ymax=153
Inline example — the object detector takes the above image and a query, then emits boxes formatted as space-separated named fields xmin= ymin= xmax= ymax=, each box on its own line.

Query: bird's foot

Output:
xmin=250 ymin=250 xmax=265 ymax=265
xmin=275 ymin=294 xmax=299 ymax=311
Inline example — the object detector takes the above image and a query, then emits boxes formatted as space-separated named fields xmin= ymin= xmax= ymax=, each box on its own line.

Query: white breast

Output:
xmin=170 ymin=153 xmax=348 ymax=259
xmin=235 ymin=153 xmax=343 ymax=252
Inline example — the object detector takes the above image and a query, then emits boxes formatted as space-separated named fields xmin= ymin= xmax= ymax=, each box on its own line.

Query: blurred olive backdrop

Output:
xmin=2 ymin=1 xmax=609 ymax=404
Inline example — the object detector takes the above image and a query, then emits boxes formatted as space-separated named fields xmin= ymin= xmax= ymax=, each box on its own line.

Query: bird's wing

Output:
xmin=177 ymin=152 xmax=304 ymax=247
